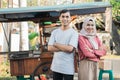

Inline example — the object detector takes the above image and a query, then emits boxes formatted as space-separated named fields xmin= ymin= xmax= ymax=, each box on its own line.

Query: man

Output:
xmin=48 ymin=10 xmax=78 ymax=80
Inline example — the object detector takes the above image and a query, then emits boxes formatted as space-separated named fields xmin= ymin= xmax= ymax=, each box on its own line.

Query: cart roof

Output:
xmin=0 ymin=2 xmax=111 ymax=22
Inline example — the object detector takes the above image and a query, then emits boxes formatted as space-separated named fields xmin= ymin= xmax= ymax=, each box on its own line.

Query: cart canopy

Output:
xmin=0 ymin=2 xmax=111 ymax=22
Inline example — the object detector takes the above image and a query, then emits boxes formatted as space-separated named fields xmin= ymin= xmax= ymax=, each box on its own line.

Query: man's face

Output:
xmin=59 ymin=12 xmax=71 ymax=26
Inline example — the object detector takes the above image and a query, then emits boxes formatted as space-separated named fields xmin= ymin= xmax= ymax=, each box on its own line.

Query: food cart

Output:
xmin=0 ymin=2 xmax=112 ymax=80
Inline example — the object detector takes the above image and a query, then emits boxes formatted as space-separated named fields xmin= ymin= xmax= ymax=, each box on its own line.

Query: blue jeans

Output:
xmin=53 ymin=71 xmax=74 ymax=80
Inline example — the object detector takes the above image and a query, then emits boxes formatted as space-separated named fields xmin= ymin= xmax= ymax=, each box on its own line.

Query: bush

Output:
xmin=110 ymin=0 xmax=120 ymax=21
xmin=0 ymin=77 xmax=16 ymax=80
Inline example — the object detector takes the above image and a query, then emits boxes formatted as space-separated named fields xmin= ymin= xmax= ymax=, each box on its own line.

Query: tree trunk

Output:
xmin=20 ymin=0 xmax=29 ymax=51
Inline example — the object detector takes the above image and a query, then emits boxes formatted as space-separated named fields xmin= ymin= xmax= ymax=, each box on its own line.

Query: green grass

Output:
xmin=0 ymin=77 xmax=16 ymax=80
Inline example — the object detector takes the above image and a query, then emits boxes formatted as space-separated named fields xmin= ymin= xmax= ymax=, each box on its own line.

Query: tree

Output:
xmin=110 ymin=0 xmax=120 ymax=21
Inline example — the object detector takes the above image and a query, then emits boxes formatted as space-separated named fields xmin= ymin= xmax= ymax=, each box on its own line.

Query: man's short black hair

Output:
xmin=89 ymin=19 xmax=93 ymax=21
xmin=60 ymin=9 xmax=70 ymax=15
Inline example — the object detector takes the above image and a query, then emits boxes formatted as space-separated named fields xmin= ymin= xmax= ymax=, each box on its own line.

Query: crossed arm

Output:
xmin=78 ymin=36 xmax=106 ymax=58
xmin=48 ymin=43 xmax=75 ymax=53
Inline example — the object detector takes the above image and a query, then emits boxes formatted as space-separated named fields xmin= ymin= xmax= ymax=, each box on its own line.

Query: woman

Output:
xmin=78 ymin=17 xmax=106 ymax=80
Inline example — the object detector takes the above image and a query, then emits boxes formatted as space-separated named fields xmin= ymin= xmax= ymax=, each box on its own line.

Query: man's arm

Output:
xmin=48 ymin=45 xmax=60 ymax=52
xmin=53 ymin=43 xmax=75 ymax=53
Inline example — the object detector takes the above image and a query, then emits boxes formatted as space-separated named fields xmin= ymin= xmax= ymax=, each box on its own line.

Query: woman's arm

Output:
xmin=93 ymin=37 xmax=106 ymax=57
xmin=78 ymin=36 xmax=97 ymax=58
xmin=94 ymin=45 xmax=106 ymax=57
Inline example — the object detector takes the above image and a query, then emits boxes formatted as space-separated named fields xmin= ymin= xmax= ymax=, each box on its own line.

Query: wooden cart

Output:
xmin=9 ymin=51 xmax=53 ymax=80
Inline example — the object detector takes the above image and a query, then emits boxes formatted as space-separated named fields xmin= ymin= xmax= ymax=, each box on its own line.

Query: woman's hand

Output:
xmin=98 ymin=45 xmax=106 ymax=50
xmin=85 ymin=45 xmax=93 ymax=52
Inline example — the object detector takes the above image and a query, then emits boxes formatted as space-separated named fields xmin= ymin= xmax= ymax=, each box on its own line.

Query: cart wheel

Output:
xmin=31 ymin=61 xmax=52 ymax=80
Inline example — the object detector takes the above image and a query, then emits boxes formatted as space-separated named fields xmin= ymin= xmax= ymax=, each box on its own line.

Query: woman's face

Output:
xmin=84 ymin=21 xmax=94 ymax=34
